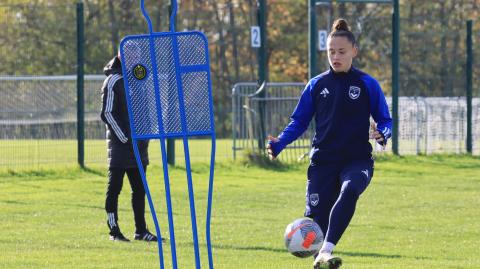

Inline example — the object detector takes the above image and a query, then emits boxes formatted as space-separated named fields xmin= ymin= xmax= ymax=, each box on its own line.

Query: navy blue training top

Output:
xmin=270 ymin=67 xmax=392 ymax=163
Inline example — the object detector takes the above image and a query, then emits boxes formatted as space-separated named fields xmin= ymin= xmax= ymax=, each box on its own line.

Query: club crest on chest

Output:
xmin=309 ymin=193 xmax=319 ymax=207
xmin=348 ymin=86 xmax=361 ymax=100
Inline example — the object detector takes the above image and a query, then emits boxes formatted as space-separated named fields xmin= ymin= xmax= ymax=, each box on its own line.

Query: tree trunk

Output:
xmin=107 ymin=0 xmax=119 ymax=55
xmin=229 ymin=0 xmax=240 ymax=82
xmin=439 ymin=1 xmax=450 ymax=96
xmin=211 ymin=0 xmax=231 ymax=85
xmin=154 ymin=2 xmax=162 ymax=32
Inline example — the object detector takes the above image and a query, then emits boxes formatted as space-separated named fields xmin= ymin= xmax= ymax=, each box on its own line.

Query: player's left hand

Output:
xmin=370 ymin=122 xmax=386 ymax=148
xmin=266 ymin=135 xmax=279 ymax=160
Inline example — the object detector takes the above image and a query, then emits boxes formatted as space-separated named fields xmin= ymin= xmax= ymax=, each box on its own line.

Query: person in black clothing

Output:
xmin=100 ymin=54 xmax=157 ymax=242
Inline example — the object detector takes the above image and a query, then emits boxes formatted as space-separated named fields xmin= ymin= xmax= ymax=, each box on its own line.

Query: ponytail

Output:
xmin=329 ymin=18 xmax=356 ymax=46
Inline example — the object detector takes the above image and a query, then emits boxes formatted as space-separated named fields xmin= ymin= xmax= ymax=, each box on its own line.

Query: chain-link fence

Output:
xmin=0 ymin=4 xmax=78 ymax=169
xmin=0 ymin=2 xmax=478 ymax=169
xmin=232 ymin=83 xmax=480 ymax=160
xmin=0 ymin=75 xmax=105 ymax=168
xmin=232 ymin=82 xmax=313 ymax=162
xmin=0 ymin=2 xmax=234 ymax=169
xmin=397 ymin=12 xmax=479 ymax=154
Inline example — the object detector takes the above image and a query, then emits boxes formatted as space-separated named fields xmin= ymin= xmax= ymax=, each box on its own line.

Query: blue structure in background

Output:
xmin=119 ymin=1 xmax=216 ymax=268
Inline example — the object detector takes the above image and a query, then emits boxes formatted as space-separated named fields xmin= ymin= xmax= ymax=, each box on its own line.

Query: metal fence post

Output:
xmin=76 ymin=2 xmax=85 ymax=168
xmin=391 ymin=0 xmax=400 ymax=155
xmin=167 ymin=2 xmax=176 ymax=165
xmin=309 ymin=0 xmax=317 ymax=79
xmin=466 ymin=20 xmax=473 ymax=154
xmin=456 ymin=97 xmax=462 ymax=154
xmin=256 ymin=0 xmax=267 ymax=151
xmin=232 ymin=88 xmax=237 ymax=160
xmin=415 ymin=97 xmax=421 ymax=155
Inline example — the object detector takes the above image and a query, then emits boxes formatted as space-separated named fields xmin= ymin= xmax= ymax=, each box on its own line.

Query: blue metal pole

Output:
xmin=139 ymin=1 xmax=179 ymax=267
xmin=171 ymin=33 xmax=202 ymax=268
xmin=132 ymin=141 xmax=166 ymax=269
xmin=206 ymin=138 xmax=216 ymax=269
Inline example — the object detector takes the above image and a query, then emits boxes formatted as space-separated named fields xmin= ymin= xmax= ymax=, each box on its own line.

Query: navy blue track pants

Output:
xmin=304 ymin=159 xmax=374 ymax=245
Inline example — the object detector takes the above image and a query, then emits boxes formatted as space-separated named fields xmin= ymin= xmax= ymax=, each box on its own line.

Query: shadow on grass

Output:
xmin=155 ymin=241 xmax=284 ymax=252
xmin=211 ymin=243 xmax=285 ymax=253
xmin=239 ymin=150 xmax=293 ymax=171
xmin=337 ymin=251 xmax=430 ymax=261
xmin=0 ymin=169 xmax=59 ymax=178
xmin=0 ymin=165 xmax=106 ymax=181
xmin=1 ymin=200 xmax=29 ymax=205
xmin=335 ymin=250 xmax=403 ymax=259
xmin=82 ymin=166 xmax=106 ymax=177
xmin=211 ymin=244 xmax=414 ymax=259
xmin=0 ymin=199 xmax=105 ymax=210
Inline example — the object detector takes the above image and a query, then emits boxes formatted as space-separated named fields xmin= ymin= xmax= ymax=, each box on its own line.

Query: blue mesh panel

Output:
xmin=178 ymin=34 xmax=207 ymax=66
xmin=121 ymin=32 xmax=213 ymax=138
xmin=181 ymin=71 xmax=211 ymax=132
xmin=121 ymin=39 xmax=160 ymax=136
xmin=154 ymin=36 xmax=182 ymax=135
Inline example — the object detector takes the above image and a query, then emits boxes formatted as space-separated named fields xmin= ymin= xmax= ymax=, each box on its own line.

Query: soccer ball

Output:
xmin=284 ymin=218 xmax=324 ymax=258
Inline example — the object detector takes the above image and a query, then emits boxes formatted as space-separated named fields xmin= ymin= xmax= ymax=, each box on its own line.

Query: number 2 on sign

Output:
xmin=251 ymin=26 xmax=261 ymax=48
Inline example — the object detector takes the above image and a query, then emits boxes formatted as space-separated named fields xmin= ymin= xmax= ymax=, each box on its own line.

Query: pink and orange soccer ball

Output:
xmin=284 ymin=218 xmax=324 ymax=258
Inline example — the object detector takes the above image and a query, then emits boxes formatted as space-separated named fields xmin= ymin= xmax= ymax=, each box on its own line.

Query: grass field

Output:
xmin=1 ymin=155 xmax=479 ymax=268
xmin=0 ymin=139 xmax=234 ymax=169
xmin=2 ymin=138 xmax=478 ymax=170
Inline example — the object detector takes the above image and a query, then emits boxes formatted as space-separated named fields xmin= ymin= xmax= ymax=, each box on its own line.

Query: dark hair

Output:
xmin=329 ymin=19 xmax=356 ymax=46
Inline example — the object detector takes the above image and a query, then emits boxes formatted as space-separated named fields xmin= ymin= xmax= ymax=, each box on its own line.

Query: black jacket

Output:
xmin=100 ymin=56 xmax=149 ymax=168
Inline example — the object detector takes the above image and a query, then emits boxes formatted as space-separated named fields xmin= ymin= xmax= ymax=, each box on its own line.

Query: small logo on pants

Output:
xmin=309 ymin=193 xmax=319 ymax=207
xmin=361 ymin=169 xmax=369 ymax=178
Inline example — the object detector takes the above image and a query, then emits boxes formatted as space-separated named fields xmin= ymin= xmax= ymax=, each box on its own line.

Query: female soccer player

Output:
xmin=267 ymin=19 xmax=392 ymax=269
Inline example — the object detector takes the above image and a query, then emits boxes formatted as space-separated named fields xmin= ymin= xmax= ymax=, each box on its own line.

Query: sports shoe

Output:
xmin=134 ymin=230 xmax=158 ymax=242
xmin=313 ymin=251 xmax=342 ymax=269
xmin=109 ymin=231 xmax=130 ymax=242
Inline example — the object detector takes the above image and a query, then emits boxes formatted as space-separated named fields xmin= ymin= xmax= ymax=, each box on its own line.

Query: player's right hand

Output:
xmin=267 ymin=135 xmax=279 ymax=160
xmin=370 ymin=122 xmax=386 ymax=149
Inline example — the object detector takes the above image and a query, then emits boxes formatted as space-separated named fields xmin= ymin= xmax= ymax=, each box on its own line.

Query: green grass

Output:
xmin=1 ymin=138 xmax=478 ymax=170
xmin=0 ymin=155 xmax=479 ymax=268
xmin=0 ymin=139 xmax=235 ymax=169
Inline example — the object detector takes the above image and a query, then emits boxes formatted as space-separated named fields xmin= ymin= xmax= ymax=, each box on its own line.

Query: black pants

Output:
xmin=105 ymin=166 xmax=147 ymax=234
xmin=305 ymin=159 xmax=373 ymax=245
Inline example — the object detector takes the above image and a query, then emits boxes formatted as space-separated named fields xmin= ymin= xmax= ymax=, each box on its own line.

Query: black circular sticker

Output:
xmin=133 ymin=64 xmax=147 ymax=80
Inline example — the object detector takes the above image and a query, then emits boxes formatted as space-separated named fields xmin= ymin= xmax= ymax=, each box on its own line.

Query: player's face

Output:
xmin=327 ymin=36 xmax=357 ymax=73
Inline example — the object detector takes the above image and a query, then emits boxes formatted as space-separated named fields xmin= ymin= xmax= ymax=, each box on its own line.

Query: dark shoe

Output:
xmin=109 ymin=232 xmax=130 ymax=242
xmin=109 ymin=225 xmax=130 ymax=242
xmin=134 ymin=230 xmax=158 ymax=242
